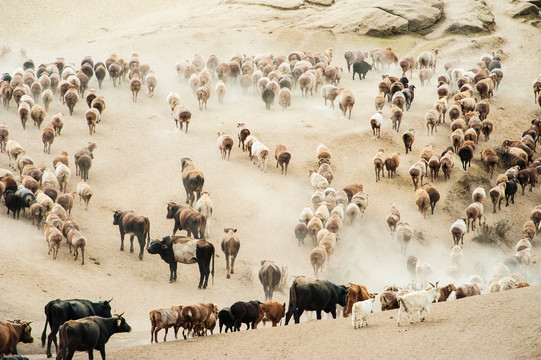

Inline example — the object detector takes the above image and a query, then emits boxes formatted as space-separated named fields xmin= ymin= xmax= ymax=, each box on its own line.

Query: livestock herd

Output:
xmin=0 ymin=43 xmax=540 ymax=359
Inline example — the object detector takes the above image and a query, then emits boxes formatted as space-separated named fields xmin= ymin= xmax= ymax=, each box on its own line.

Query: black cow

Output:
xmin=285 ymin=279 xmax=348 ymax=325
xmin=4 ymin=191 xmax=23 ymax=219
xmin=112 ymin=210 xmax=151 ymax=260
xmin=1 ymin=356 xmax=29 ymax=360
xmin=56 ymin=314 xmax=131 ymax=360
xmin=218 ymin=308 xmax=235 ymax=333
xmin=41 ymin=298 xmax=112 ymax=358
xmin=352 ymin=61 xmax=371 ymax=80
xmin=147 ymin=235 xmax=214 ymax=289
xmin=230 ymin=301 xmax=260 ymax=331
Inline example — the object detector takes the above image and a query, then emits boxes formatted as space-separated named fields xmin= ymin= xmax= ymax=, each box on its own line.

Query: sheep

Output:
xmin=418 ymin=68 xmax=434 ymax=86
xmin=516 ymin=238 xmax=532 ymax=252
xmin=384 ymin=153 xmax=400 ymax=178
xmin=409 ymin=161 xmax=425 ymax=191
xmin=217 ymin=132 xmax=234 ymax=161
xmin=63 ymin=85 xmax=78 ymax=116
xmin=437 ymin=83 xmax=450 ymax=99
xmin=320 ymin=84 xmax=338 ymax=109
xmin=40 ymin=123 xmax=55 ymax=154
xmin=275 ymin=145 xmax=291 ymax=175
xmin=434 ymin=97 xmax=448 ymax=124
xmin=373 ymin=92 xmax=385 ymax=111
xmin=77 ymin=154 xmax=92 ymax=181
xmin=307 ymin=216 xmax=324 ymax=246
xmin=386 ymin=204 xmax=400 ymax=235
xmin=173 ymin=105 xmax=192 ymax=133
xmin=370 ymin=111 xmax=383 ymax=139
xmin=425 ymin=109 xmax=439 ymax=135
xmin=465 ymin=202 xmax=483 ymax=232
xmin=74 ymin=142 xmax=96 ymax=176
xmin=54 ymin=162 xmax=70 ymax=193
xmin=145 ymin=71 xmax=157 ymax=97
xmin=373 ymin=148 xmax=385 ymax=182
xmin=18 ymin=101 xmax=31 ymax=130
xmin=470 ymin=187 xmax=487 ymax=205
xmin=351 ymin=192 xmax=369 ymax=216
xmin=522 ymin=220 xmax=535 ymax=240
xmin=278 ymin=88 xmax=291 ymax=111
xmin=91 ymin=96 xmax=106 ymax=116
xmin=440 ymin=151 xmax=455 ymax=181
xmin=501 ymin=146 xmax=528 ymax=169
xmin=310 ymin=245 xmax=327 ymax=277
xmin=36 ymin=190 xmax=54 ymax=213
xmin=67 ymin=228 xmax=86 ymax=265
xmin=76 ymin=179 xmax=93 ymax=209
xmin=316 ymin=144 xmax=331 ymax=162
xmin=84 ymin=108 xmax=100 ymax=136
xmin=478 ymin=147 xmax=498 ymax=179
xmin=402 ymin=129 xmax=415 ymax=155
xmin=423 ymin=183 xmax=440 ymax=215
xmin=419 ymin=144 xmax=434 ymax=173
xmin=45 ymin=223 xmax=63 ymax=260
xmin=455 ymin=283 xmax=481 ymax=299
xmin=396 ymin=222 xmax=412 ymax=255
xmin=213 ymin=80 xmax=226 ymax=105
xmin=251 ymin=140 xmax=270 ymax=172
xmin=464 ymin=126 xmax=479 ymax=145
xmin=352 ymin=298 xmax=376 ymax=329
xmin=196 ymin=84 xmax=211 ymax=110
xmin=314 ymin=203 xmax=330 ymax=224
xmin=391 ymin=91 xmax=406 ymax=112
xmin=337 ymin=89 xmax=355 ymax=119
xmin=450 ymin=219 xmax=467 ymax=246
xmin=6 ymin=140 xmax=25 ymax=171
xmin=300 ymin=205 xmax=314 ymax=224
xmin=245 ymin=135 xmax=258 ymax=160
xmin=325 ymin=214 xmax=342 ymax=234
xmin=128 ymin=75 xmax=142 ymax=102
xmin=390 ymin=105 xmax=403 ymax=132
xmin=1 ymin=81 xmax=13 ymax=109
xmin=458 ymin=141 xmax=475 ymax=171
xmin=31 ymin=104 xmax=46 ymax=129
xmin=50 ymin=112 xmax=64 ymax=135
xmin=415 ymin=188 xmax=430 ymax=219
xmin=0 ymin=123 xmax=9 ymax=153
xmin=427 ymin=155 xmax=440 ymax=181
xmin=448 ymin=105 xmax=462 ymax=123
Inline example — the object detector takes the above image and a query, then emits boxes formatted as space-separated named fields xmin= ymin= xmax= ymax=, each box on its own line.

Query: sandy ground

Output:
xmin=0 ymin=0 xmax=540 ymax=359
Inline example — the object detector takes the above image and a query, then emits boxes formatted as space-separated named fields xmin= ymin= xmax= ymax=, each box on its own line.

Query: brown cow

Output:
xmin=166 ymin=202 xmax=206 ymax=239
xmin=254 ymin=302 xmax=286 ymax=328
xmin=221 ymin=228 xmax=240 ymax=279
xmin=0 ymin=320 xmax=33 ymax=356
xmin=112 ymin=210 xmax=151 ymax=260
xmin=258 ymin=259 xmax=282 ymax=301
xmin=342 ymin=282 xmax=376 ymax=317
xmin=179 ymin=303 xmax=218 ymax=339
xmin=149 ymin=306 xmax=183 ymax=343
xmin=181 ymin=158 xmax=204 ymax=206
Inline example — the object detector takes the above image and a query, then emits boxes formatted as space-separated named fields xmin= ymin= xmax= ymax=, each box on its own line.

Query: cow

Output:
xmin=258 ymin=260 xmax=281 ymax=301
xmin=0 ymin=320 xmax=33 ymax=356
xmin=179 ymin=303 xmax=218 ymax=339
xmin=285 ymin=279 xmax=348 ymax=325
xmin=342 ymin=282 xmax=376 ymax=318
xmin=149 ymin=306 xmax=183 ymax=343
xmin=221 ymin=228 xmax=240 ymax=278
xmin=41 ymin=298 xmax=112 ymax=358
xmin=112 ymin=210 xmax=150 ymax=260
xmin=254 ymin=302 xmax=286 ymax=328
xmin=218 ymin=308 xmax=235 ymax=333
xmin=230 ymin=301 xmax=260 ymax=331
xmin=181 ymin=158 xmax=204 ymax=206
xmin=147 ymin=235 xmax=214 ymax=289
xmin=55 ymin=314 xmax=131 ymax=360
xmin=166 ymin=202 xmax=206 ymax=239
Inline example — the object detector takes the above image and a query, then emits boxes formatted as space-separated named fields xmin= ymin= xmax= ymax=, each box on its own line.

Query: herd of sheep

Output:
xmin=0 ymin=42 xmax=540 ymax=358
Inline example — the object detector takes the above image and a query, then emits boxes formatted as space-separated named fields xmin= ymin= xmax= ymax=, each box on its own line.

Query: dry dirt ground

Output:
xmin=0 ymin=1 xmax=540 ymax=359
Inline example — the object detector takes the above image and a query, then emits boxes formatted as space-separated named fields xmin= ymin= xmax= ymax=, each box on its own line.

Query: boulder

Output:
xmin=509 ymin=2 xmax=540 ymax=17
xmin=445 ymin=0 xmax=495 ymax=34
xmin=376 ymin=0 xmax=444 ymax=31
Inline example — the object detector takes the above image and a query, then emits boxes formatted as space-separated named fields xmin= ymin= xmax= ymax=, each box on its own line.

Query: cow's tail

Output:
xmin=42 ymin=303 xmax=51 ymax=346
xmin=266 ymin=267 xmax=274 ymax=300
xmin=145 ymin=217 xmax=151 ymax=249
xmin=211 ymin=244 xmax=215 ymax=286
xmin=290 ymin=281 xmax=298 ymax=321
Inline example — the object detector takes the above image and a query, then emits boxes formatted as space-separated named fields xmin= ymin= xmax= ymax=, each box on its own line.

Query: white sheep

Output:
xmin=370 ymin=110 xmax=383 ymax=139
xmin=251 ymin=140 xmax=270 ymax=172
xmin=54 ymin=162 xmax=71 ymax=193
xmin=309 ymin=170 xmax=329 ymax=190
xmin=449 ymin=219 xmax=467 ymax=245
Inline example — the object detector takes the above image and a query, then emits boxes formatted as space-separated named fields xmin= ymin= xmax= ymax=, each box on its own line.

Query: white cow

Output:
xmin=352 ymin=298 xmax=376 ymax=329
xmin=397 ymin=285 xmax=439 ymax=326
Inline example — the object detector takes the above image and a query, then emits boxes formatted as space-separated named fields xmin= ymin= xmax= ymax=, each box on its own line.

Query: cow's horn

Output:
xmin=118 ymin=312 xmax=124 ymax=317
xmin=107 ymin=297 xmax=113 ymax=303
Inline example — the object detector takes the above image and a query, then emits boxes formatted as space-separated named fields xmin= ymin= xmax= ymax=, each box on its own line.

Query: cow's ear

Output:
xmin=161 ymin=244 xmax=167 ymax=250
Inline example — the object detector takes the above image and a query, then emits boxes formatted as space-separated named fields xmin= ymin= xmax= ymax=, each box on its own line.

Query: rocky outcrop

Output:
xmin=444 ymin=0 xmax=496 ymax=34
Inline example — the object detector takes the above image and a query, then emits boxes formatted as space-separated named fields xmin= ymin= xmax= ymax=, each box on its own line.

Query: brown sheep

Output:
xmin=74 ymin=142 xmax=97 ymax=176
xmin=67 ymin=228 xmax=86 ymax=265
xmin=317 ymin=158 xmax=333 ymax=185
xmin=173 ymin=105 xmax=191 ymax=133
xmin=294 ymin=222 xmax=308 ymax=246
xmin=384 ymin=153 xmax=400 ymax=178
xmin=77 ymin=155 xmax=92 ymax=182
xmin=448 ymin=104 xmax=462 ymax=122
xmin=481 ymin=147 xmax=498 ymax=178
xmin=130 ymin=75 xmax=142 ymax=102
xmin=424 ymin=183 xmax=440 ymax=215
xmin=337 ymin=89 xmax=355 ymax=119
xmin=517 ymin=166 xmax=541 ymax=195
xmin=217 ymin=132 xmax=234 ymax=161
xmin=373 ymin=148 xmax=385 ymax=182
xmin=390 ymin=104 xmax=403 ymax=132
xmin=425 ymin=109 xmax=439 ymax=135
xmin=458 ymin=141 xmax=475 ymax=171
xmin=18 ymin=102 xmax=31 ymax=129
xmin=310 ymin=245 xmax=327 ymax=277
xmin=409 ymin=161 xmax=425 ymax=191
xmin=386 ymin=204 xmax=400 ymax=235
xmin=237 ymin=123 xmax=251 ymax=151
xmin=428 ymin=155 xmax=441 ymax=181
xmin=77 ymin=179 xmax=93 ymax=209
xmin=402 ymin=129 xmax=415 ymax=154
xmin=307 ymin=216 xmax=324 ymax=246
xmin=374 ymin=92 xmax=385 ymax=111
xmin=85 ymin=108 xmax=100 ymax=135
xmin=57 ymin=192 xmax=76 ymax=215
xmin=41 ymin=123 xmax=55 ymax=154
xmin=522 ymin=220 xmax=535 ymax=240
xmin=415 ymin=188 xmax=430 ymax=219
xmin=0 ymin=123 xmax=8 ymax=153
xmin=489 ymin=183 xmax=506 ymax=213
xmin=31 ymin=104 xmax=46 ymax=128
xmin=396 ymin=222 xmax=412 ymax=255
xmin=275 ymin=144 xmax=291 ymax=175
xmin=466 ymin=202 xmax=483 ymax=232
xmin=196 ymin=84 xmax=211 ymax=111
xmin=64 ymin=85 xmax=79 ymax=116
xmin=341 ymin=183 xmax=363 ymax=202
xmin=91 ymin=96 xmax=106 ymax=116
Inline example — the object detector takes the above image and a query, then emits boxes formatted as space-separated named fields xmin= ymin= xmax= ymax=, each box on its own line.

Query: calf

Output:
xmin=0 ymin=320 xmax=33 ymax=356
xmin=343 ymin=282 xmax=374 ymax=317
xmin=112 ymin=210 xmax=151 ymax=260
xmin=218 ymin=308 xmax=235 ymax=333
xmin=179 ymin=303 xmax=218 ymax=338
xmin=254 ymin=301 xmax=286 ymax=328
xmin=149 ymin=306 xmax=182 ymax=343
xmin=352 ymin=298 xmax=376 ymax=328
xmin=230 ymin=301 xmax=260 ymax=331
xmin=397 ymin=284 xmax=440 ymax=325
xmin=258 ymin=259 xmax=281 ymax=301
xmin=221 ymin=228 xmax=240 ymax=279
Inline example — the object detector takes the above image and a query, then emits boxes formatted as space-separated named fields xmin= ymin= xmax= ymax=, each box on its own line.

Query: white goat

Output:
xmin=397 ymin=284 xmax=439 ymax=326
xmin=352 ymin=298 xmax=376 ymax=329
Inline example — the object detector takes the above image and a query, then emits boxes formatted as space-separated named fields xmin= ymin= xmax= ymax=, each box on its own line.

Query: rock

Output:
xmin=221 ymin=0 xmax=304 ymax=10
xmin=509 ymin=2 xmax=540 ymax=17
xmin=445 ymin=0 xmax=495 ymax=34
xmin=306 ymin=0 xmax=334 ymax=5
xmin=376 ymin=0 xmax=444 ymax=31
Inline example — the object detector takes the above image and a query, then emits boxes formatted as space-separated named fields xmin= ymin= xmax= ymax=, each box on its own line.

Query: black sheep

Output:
xmin=352 ymin=61 xmax=372 ymax=80
xmin=218 ymin=308 xmax=235 ymax=333
xmin=505 ymin=179 xmax=518 ymax=206
xmin=5 ymin=191 xmax=23 ymax=219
